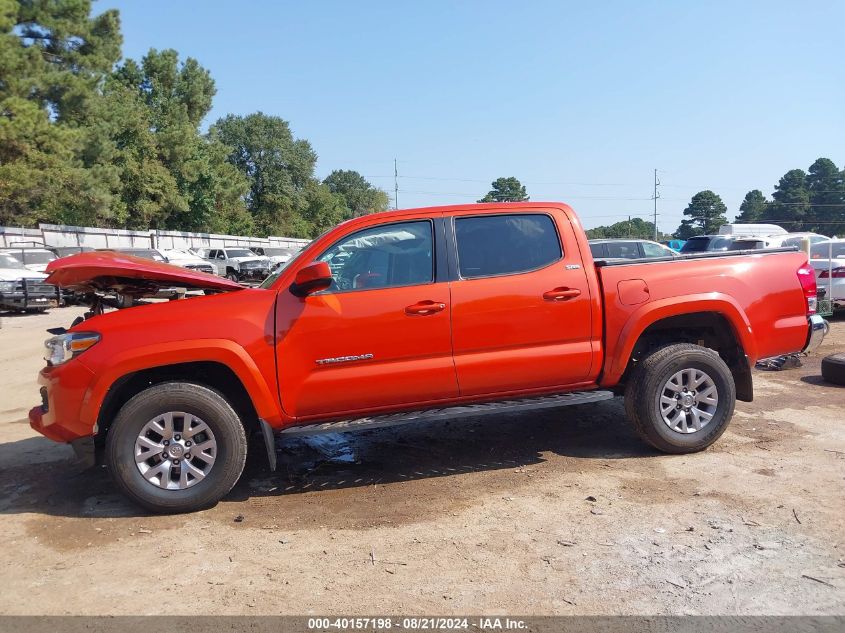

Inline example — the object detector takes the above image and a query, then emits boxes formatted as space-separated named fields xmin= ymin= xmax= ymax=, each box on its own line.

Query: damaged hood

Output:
xmin=45 ymin=251 xmax=244 ymax=295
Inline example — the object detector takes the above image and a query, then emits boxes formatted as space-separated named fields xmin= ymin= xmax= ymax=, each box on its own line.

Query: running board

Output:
xmin=280 ymin=390 xmax=615 ymax=437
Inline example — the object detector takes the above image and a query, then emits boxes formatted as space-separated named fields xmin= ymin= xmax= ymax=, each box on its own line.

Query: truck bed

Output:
xmin=594 ymin=247 xmax=812 ymax=385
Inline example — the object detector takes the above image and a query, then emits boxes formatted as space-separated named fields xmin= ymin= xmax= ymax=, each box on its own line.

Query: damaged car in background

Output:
xmin=0 ymin=252 xmax=61 ymax=312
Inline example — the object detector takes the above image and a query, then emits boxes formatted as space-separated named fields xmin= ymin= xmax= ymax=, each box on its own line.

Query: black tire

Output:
xmin=226 ymin=271 xmax=239 ymax=282
xmin=624 ymin=343 xmax=736 ymax=454
xmin=821 ymin=353 xmax=845 ymax=386
xmin=105 ymin=382 xmax=247 ymax=513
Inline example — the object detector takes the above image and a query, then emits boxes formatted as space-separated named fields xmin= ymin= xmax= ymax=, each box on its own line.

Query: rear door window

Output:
xmin=605 ymin=241 xmax=640 ymax=259
xmin=589 ymin=243 xmax=607 ymax=258
xmin=454 ymin=214 xmax=562 ymax=278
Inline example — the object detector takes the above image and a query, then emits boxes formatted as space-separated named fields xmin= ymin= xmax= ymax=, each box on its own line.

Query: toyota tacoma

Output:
xmin=30 ymin=203 xmax=826 ymax=513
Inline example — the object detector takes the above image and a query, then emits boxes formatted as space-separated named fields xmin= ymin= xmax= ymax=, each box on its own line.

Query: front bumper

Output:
xmin=28 ymin=360 xmax=96 ymax=443
xmin=239 ymin=268 xmax=270 ymax=280
xmin=0 ymin=291 xmax=53 ymax=310
xmin=802 ymin=314 xmax=827 ymax=353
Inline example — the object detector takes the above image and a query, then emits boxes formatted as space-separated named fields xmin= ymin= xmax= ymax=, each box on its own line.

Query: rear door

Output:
xmin=448 ymin=210 xmax=595 ymax=396
xmin=275 ymin=216 xmax=458 ymax=418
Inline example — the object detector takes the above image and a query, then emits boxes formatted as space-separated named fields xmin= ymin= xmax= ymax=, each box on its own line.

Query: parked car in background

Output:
xmin=106 ymin=248 xmax=182 ymax=305
xmin=160 ymin=249 xmax=217 ymax=275
xmin=718 ymin=223 xmax=787 ymax=238
xmin=726 ymin=238 xmax=767 ymax=251
xmin=1 ymin=246 xmax=58 ymax=272
xmin=589 ymin=239 xmax=677 ymax=260
xmin=105 ymin=247 xmax=168 ymax=262
xmin=764 ymin=233 xmax=828 ymax=249
xmin=810 ymin=239 xmax=845 ymax=311
xmin=49 ymin=246 xmax=95 ymax=258
xmin=661 ymin=239 xmax=686 ymax=252
xmin=250 ymin=246 xmax=302 ymax=271
xmin=0 ymin=252 xmax=59 ymax=312
xmin=204 ymin=247 xmax=270 ymax=282
xmin=679 ymin=236 xmax=736 ymax=253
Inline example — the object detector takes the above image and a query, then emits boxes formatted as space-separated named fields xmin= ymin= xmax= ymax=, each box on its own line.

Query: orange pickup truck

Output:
xmin=30 ymin=202 xmax=826 ymax=513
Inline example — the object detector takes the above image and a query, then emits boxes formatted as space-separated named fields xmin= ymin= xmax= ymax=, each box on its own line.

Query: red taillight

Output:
xmin=818 ymin=267 xmax=845 ymax=279
xmin=797 ymin=264 xmax=817 ymax=314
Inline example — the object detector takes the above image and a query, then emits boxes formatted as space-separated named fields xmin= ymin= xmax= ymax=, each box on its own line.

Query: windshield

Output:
xmin=124 ymin=249 xmax=166 ymax=262
xmin=811 ymin=242 xmax=845 ymax=260
xmin=18 ymin=251 xmax=57 ymax=264
xmin=263 ymin=248 xmax=294 ymax=257
xmin=226 ymin=249 xmax=255 ymax=258
xmin=0 ymin=253 xmax=26 ymax=269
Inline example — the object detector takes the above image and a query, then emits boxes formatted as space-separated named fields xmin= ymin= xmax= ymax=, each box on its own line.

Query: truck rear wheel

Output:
xmin=105 ymin=382 xmax=247 ymax=513
xmin=624 ymin=343 xmax=736 ymax=454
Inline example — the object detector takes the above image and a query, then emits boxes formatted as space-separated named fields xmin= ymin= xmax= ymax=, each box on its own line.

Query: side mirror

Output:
xmin=290 ymin=261 xmax=332 ymax=297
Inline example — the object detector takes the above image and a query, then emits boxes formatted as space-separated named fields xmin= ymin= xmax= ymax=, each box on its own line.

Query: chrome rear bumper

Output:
xmin=803 ymin=314 xmax=827 ymax=353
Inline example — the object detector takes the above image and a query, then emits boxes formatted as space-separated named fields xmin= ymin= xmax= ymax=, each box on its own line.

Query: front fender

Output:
xmin=601 ymin=293 xmax=756 ymax=386
xmin=79 ymin=339 xmax=280 ymax=430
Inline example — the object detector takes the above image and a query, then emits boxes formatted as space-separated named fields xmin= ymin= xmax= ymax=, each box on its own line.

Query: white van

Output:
xmin=718 ymin=223 xmax=787 ymax=237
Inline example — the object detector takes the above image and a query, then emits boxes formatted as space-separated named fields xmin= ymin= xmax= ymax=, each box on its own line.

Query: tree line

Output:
xmin=676 ymin=158 xmax=845 ymax=239
xmin=498 ymin=158 xmax=845 ymax=240
xmin=0 ymin=1 xmax=388 ymax=238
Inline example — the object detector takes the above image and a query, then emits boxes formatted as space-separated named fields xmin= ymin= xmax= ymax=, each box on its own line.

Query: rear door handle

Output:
xmin=405 ymin=300 xmax=447 ymax=316
xmin=543 ymin=287 xmax=581 ymax=301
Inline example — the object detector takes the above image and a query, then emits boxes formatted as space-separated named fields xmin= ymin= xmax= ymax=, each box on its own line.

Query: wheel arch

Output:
xmin=82 ymin=339 xmax=281 ymax=439
xmin=605 ymin=308 xmax=754 ymax=402
xmin=95 ymin=361 xmax=260 ymax=443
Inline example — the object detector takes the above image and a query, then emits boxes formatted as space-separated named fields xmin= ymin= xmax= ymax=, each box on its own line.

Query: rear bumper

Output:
xmin=803 ymin=314 xmax=827 ymax=353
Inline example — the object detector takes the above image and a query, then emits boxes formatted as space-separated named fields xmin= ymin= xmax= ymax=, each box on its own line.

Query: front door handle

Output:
xmin=405 ymin=300 xmax=447 ymax=316
xmin=543 ymin=287 xmax=581 ymax=301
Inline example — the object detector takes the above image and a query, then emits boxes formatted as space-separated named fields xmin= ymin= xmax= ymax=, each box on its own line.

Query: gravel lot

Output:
xmin=1 ymin=307 xmax=843 ymax=615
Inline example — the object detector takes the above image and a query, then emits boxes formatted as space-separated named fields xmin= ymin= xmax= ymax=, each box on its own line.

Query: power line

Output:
xmin=652 ymin=168 xmax=660 ymax=240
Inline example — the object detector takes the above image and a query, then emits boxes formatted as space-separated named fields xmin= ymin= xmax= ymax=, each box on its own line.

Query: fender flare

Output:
xmin=601 ymin=293 xmax=757 ymax=386
xmin=80 ymin=339 xmax=279 ymax=429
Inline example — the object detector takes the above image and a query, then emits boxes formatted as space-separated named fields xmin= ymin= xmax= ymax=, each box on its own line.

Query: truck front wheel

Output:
xmin=624 ymin=343 xmax=736 ymax=454
xmin=105 ymin=382 xmax=247 ymax=513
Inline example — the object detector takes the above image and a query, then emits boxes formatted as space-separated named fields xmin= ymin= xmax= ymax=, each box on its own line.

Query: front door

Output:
xmin=275 ymin=218 xmax=458 ymax=418
xmin=448 ymin=211 xmax=595 ymax=396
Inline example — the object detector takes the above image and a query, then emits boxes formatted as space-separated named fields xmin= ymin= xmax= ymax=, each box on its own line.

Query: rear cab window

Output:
xmin=454 ymin=214 xmax=562 ymax=278
xmin=605 ymin=241 xmax=639 ymax=259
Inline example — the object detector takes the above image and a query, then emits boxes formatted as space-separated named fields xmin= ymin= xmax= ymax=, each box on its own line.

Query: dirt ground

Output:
xmin=0 ymin=306 xmax=843 ymax=615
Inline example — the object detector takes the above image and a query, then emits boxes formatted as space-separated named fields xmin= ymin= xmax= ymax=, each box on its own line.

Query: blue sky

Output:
xmin=99 ymin=0 xmax=844 ymax=232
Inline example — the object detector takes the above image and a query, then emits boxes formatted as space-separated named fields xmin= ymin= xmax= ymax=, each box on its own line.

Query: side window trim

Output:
xmin=314 ymin=218 xmax=437 ymax=295
xmin=448 ymin=212 xmax=564 ymax=280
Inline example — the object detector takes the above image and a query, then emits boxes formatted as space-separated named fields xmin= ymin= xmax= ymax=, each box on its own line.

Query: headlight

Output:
xmin=44 ymin=332 xmax=100 ymax=366
xmin=0 ymin=281 xmax=15 ymax=292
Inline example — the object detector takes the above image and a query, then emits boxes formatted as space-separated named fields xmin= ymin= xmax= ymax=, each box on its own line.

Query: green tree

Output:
xmin=323 ymin=169 xmax=389 ymax=218
xmin=735 ymin=190 xmax=769 ymax=223
xmin=586 ymin=217 xmax=657 ymax=239
xmin=301 ymin=183 xmax=348 ymax=238
xmin=675 ymin=190 xmax=728 ymax=239
xmin=210 ymin=112 xmax=318 ymax=236
xmin=766 ymin=169 xmax=810 ymax=231
xmin=478 ymin=177 xmax=529 ymax=203
xmin=86 ymin=49 xmax=250 ymax=232
xmin=805 ymin=158 xmax=845 ymax=235
xmin=0 ymin=0 xmax=122 ymax=226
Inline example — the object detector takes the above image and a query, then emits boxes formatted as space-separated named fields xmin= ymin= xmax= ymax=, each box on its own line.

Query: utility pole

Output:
xmin=627 ymin=215 xmax=632 ymax=238
xmin=394 ymin=158 xmax=399 ymax=210
xmin=652 ymin=168 xmax=660 ymax=241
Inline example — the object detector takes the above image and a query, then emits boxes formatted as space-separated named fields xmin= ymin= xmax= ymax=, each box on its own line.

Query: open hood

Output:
xmin=45 ymin=251 xmax=244 ymax=295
